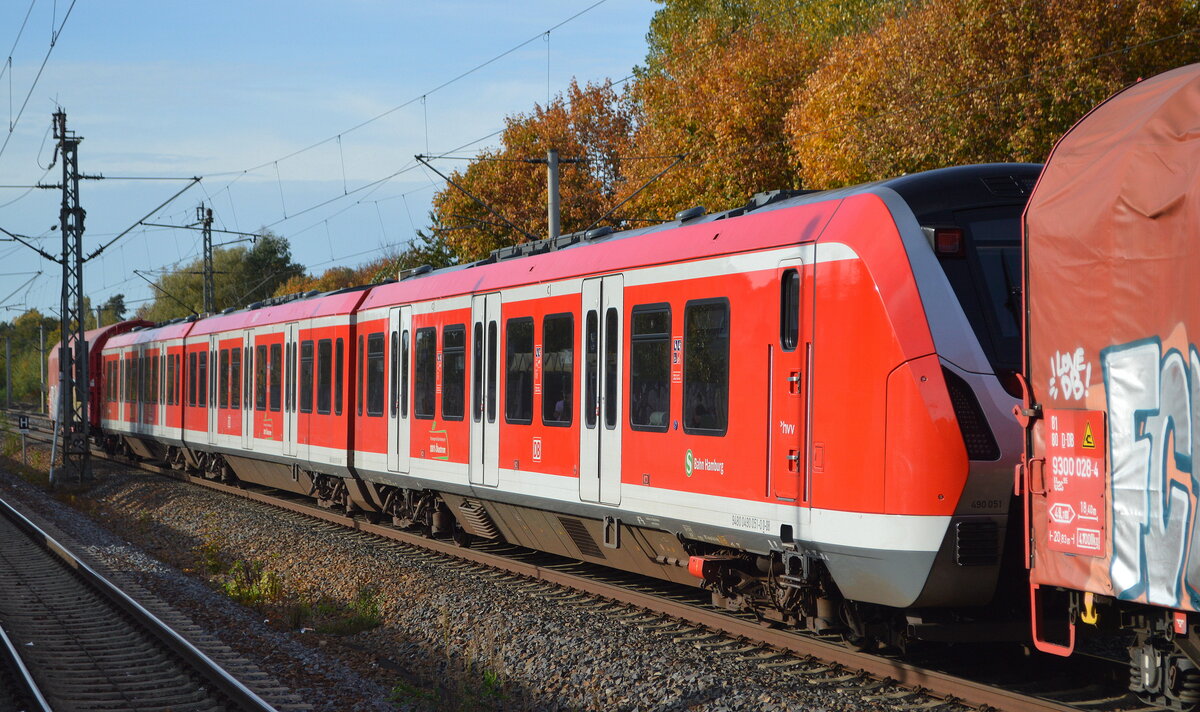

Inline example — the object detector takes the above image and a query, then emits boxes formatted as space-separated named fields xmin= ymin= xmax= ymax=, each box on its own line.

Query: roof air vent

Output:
xmin=585 ymin=226 xmax=613 ymax=240
xmin=675 ymin=206 xmax=705 ymax=222
xmin=399 ymin=264 xmax=432 ymax=281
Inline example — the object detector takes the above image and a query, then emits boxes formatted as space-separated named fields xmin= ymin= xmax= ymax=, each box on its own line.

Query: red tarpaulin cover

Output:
xmin=1025 ymin=63 xmax=1200 ymax=611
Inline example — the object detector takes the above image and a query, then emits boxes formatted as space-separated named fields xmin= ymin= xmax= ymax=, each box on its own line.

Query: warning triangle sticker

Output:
xmin=1082 ymin=421 xmax=1096 ymax=449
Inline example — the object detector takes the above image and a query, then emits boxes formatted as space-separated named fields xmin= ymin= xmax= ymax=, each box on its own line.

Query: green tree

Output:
xmin=136 ymin=230 xmax=304 ymax=322
xmin=0 ymin=309 xmax=59 ymax=406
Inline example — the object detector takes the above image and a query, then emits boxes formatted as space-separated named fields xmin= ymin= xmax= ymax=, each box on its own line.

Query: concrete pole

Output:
xmin=547 ymin=148 xmax=560 ymax=240
xmin=5 ymin=337 xmax=9 ymax=410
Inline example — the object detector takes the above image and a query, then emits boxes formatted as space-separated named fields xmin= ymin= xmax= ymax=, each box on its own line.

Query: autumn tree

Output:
xmin=788 ymin=0 xmax=1200 ymax=187
xmin=272 ymin=227 xmax=456 ymax=297
xmin=625 ymin=18 xmax=816 ymax=219
xmin=429 ymin=80 xmax=634 ymax=262
xmin=620 ymin=0 xmax=905 ymax=217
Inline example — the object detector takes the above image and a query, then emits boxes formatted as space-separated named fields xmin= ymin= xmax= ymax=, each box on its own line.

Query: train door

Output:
xmin=284 ymin=323 xmax=299 ymax=457
xmin=771 ymin=258 xmax=812 ymax=526
xmin=580 ymin=274 xmax=623 ymax=505
xmin=154 ymin=347 xmax=164 ymax=428
xmin=241 ymin=330 xmax=253 ymax=448
xmin=207 ymin=336 xmax=218 ymax=445
xmin=470 ymin=293 xmax=501 ymax=487
xmin=387 ymin=306 xmax=413 ymax=473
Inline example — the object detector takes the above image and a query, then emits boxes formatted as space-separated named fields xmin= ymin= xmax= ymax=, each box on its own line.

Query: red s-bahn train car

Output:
xmin=1020 ymin=63 xmax=1200 ymax=708
xmin=72 ymin=161 xmax=1037 ymax=650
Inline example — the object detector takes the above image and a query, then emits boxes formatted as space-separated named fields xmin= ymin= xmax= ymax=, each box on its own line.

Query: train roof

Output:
xmin=359 ymin=163 xmax=1042 ymax=311
xmin=98 ymin=163 xmax=1043 ymax=343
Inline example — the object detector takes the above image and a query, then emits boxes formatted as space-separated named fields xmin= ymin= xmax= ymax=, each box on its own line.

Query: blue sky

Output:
xmin=0 ymin=0 xmax=659 ymax=319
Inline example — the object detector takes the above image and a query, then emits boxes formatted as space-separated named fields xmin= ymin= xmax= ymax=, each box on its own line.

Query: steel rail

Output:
xmin=0 ymin=621 xmax=52 ymax=712
xmin=0 ymin=493 xmax=279 ymax=712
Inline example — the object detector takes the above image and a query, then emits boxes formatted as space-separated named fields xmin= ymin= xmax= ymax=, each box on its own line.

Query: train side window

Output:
xmin=300 ymin=340 xmax=314 ymax=414
xmin=167 ymin=355 xmax=174 ymax=406
xmin=389 ymin=331 xmax=398 ymax=417
xmin=401 ymin=330 xmax=410 ymax=419
xmin=219 ymin=349 xmax=230 ymax=409
xmin=366 ymin=332 xmax=385 ymax=417
xmin=781 ymin=269 xmax=800 ymax=351
xmin=298 ymin=340 xmax=314 ymax=413
xmin=198 ymin=351 xmax=208 ymax=408
xmin=486 ymin=321 xmax=497 ymax=423
xmin=413 ymin=327 xmax=436 ymax=419
xmin=505 ymin=317 xmax=533 ymax=424
xmin=151 ymin=354 xmax=159 ymax=405
xmin=270 ymin=343 xmax=283 ymax=412
xmin=254 ymin=345 xmax=267 ymax=411
xmin=175 ymin=354 xmax=181 ymax=406
xmin=357 ymin=335 xmax=364 ymax=417
xmin=443 ymin=324 xmax=466 ymax=420
xmin=230 ymin=348 xmax=241 ymax=409
xmin=683 ymin=298 xmax=730 ymax=435
xmin=604 ymin=307 xmax=618 ymax=430
xmin=630 ymin=304 xmax=670 ymax=432
xmin=335 ymin=338 xmax=344 ymax=416
xmin=472 ymin=323 xmax=483 ymax=422
xmin=317 ymin=339 xmax=332 ymax=415
xmin=585 ymin=311 xmax=598 ymax=428
xmin=542 ymin=313 xmax=573 ymax=427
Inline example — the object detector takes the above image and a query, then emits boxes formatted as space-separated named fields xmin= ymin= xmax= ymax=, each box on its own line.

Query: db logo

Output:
xmin=1049 ymin=503 xmax=1076 ymax=525
xmin=532 ymin=437 xmax=542 ymax=463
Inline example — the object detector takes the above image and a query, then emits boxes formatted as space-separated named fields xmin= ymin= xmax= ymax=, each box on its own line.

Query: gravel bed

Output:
xmin=0 ymin=454 xmax=888 ymax=711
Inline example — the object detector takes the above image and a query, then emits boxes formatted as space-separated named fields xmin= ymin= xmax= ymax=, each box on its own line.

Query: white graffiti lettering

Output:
xmin=1050 ymin=347 xmax=1092 ymax=401
xmin=1103 ymin=341 xmax=1195 ymax=607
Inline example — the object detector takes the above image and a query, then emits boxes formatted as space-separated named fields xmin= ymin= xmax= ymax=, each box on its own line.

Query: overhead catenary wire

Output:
xmin=203 ymin=0 xmax=610 ymax=181
xmin=0 ymin=0 xmax=76 ymax=165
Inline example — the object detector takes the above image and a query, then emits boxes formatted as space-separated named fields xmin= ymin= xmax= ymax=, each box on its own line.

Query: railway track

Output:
xmin=4 ymin=411 xmax=1143 ymax=712
xmin=0 ymin=617 xmax=50 ymax=712
xmin=0 ymin=433 xmax=285 ymax=711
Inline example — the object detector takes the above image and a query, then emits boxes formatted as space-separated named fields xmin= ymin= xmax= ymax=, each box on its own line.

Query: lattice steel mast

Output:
xmin=54 ymin=109 xmax=89 ymax=482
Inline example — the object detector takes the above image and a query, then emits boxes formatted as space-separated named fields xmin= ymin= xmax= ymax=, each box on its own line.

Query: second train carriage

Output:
xmin=86 ymin=162 xmax=1038 ymax=644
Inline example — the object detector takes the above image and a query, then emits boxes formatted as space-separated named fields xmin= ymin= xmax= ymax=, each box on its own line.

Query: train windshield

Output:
xmin=936 ymin=205 xmax=1023 ymax=374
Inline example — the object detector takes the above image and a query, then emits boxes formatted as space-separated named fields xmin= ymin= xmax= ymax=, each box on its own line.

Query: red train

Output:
xmin=50 ymin=161 xmax=1037 ymax=653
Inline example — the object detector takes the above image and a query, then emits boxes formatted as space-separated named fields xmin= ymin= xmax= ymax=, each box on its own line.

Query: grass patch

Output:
xmin=220 ymin=559 xmax=283 ymax=606
xmin=314 ymin=585 xmax=383 ymax=635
